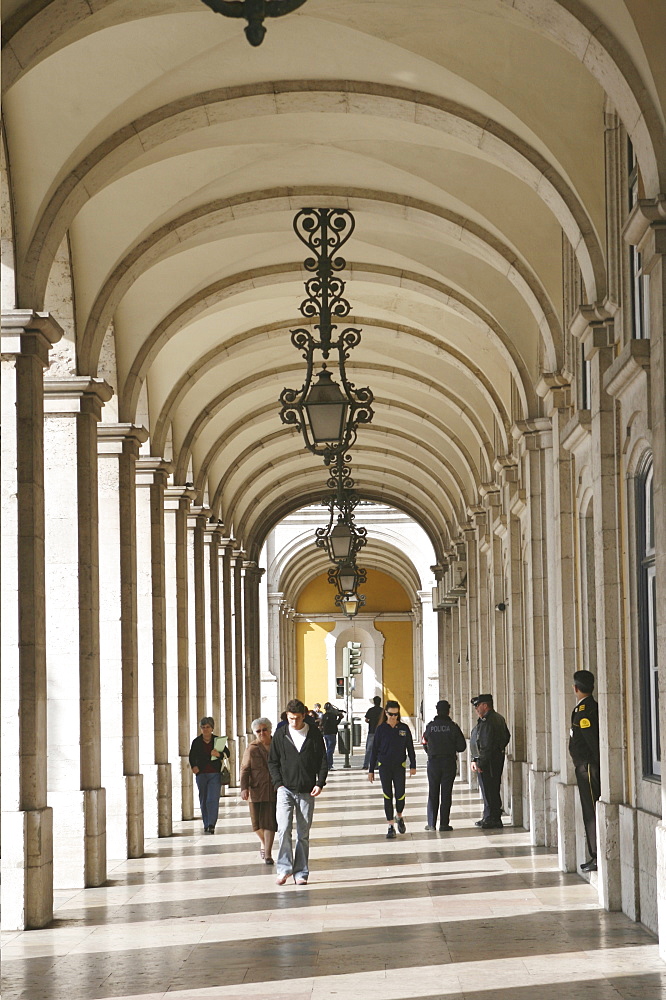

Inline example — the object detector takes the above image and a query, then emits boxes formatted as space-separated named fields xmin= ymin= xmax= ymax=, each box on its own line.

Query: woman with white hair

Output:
xmin=240 ymin=717 xmax=277 ymax=864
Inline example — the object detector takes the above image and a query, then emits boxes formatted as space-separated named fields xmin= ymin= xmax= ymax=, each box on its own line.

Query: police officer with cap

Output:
xmin=469 ymin=694 xmax=511 ymax=828
xmin=569 ymin=670 xmax=600 ymax=872
xmin=422 ymin=700 xmax=466 ymax=831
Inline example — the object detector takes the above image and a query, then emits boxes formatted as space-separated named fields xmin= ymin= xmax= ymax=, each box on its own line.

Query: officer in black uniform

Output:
xmin=422 ymin=700 xmax=466 ymax=831
xmin=569 ymin=669 xmax=600 ymax=872
xmin=469 ymin=694 xmax=511 ymax=828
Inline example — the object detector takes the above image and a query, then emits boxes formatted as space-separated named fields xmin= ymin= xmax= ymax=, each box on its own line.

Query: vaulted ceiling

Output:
xmin=3 ymin=0 xmax=664 ymax=560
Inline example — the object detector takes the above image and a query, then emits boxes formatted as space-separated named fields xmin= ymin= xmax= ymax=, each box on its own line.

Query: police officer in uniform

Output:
xmin=569 ymin=669 xmax=600 ymax=872
xmin=469 ymin=694 xmax=511 ymax=829
xmin=422 ymin=700 xmax=466 ymax=831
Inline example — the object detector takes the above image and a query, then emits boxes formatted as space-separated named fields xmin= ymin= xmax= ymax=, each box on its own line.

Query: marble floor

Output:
xmin=2 ymin=757 xmax=664 ymax=1000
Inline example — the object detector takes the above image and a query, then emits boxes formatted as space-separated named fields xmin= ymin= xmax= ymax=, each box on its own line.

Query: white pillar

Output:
xmin=1 ymin=311 xmax=62 ymax=929
xmin=43 ymin=376 xmax=112 ymax=889
xmin=97 ymin=424 xmax=147 ymax=860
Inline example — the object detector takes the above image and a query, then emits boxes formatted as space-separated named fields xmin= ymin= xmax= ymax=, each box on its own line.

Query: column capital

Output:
xmin=98 ymin=424 xmax=149 ymax=456
xmin=44 ymin=376 xmax=113 ymax=419
xmin=217 ymin=536 xmax=235 ymax=553
xmin=512 ymin=418 xmax=552 ymax=451
xmin=187 ymin=506 xmax=211 ymax=529
xmin=163 ymin=484 xmax=197 ymax=511
xmin=1 ymin=310 xmax=63 ymax=365
xmin=430 ymin=563 xmax=448 ymax=580
xmin=493 ymin=455 xmax=519 ymax=483
xmin=203 ymin=518 xmax=224 ymax=541
xmin=268 ymin=591 xmax=284 ymax=606
xmin=535 ymin=372 xmax=573 ymax=413
xmin=622 ymin=194 xmax=666 ymax=248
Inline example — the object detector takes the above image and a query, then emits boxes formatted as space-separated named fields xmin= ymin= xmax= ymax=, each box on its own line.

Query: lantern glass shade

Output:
xmin=343 ymin=594 xmax=359 ymax=617
xmin=338 ymin=563 xmax=356 ymax=593
xmin=303 ymin=368 xmax=348 ymax=445
xmin=330 ymin=520 xmax=353 ymax=561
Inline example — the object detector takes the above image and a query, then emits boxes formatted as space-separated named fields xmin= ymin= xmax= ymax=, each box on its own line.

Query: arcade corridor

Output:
xmin=2 ymin=760 xmax=663 ymax=1000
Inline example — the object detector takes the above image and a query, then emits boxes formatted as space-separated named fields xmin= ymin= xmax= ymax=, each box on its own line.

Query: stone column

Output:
xmin=97 ymin=424 xmax=147 ymax=860
xmin=267 ymin=591 xmax=284 ymax=715
xmin=43 ymin=376 xmax=112 ymax=888
xmin=1 ymin=311 xmax=62 ymax=929
xmin=505 ymin=474 xmax=526 ymax=830
xmin=625 ymin=199 xmax=666 ymax=953
xmin=462 ymin=524 xmax=480 ymax=699
xmin=218 ymin=539 xmax=237 ymax=782
xmin=164 ymin=486 xmax=196 ymax=821
xmin=538 ymin=376 xmax=580 ymax=872
xmin=572 ymin=308 xmax=626 ymax=909
xmin=244 ymin=562 xmax=265 ymax=728
xmin=136 ymin=458 xmax=172 ymax=838
xmin=204 ymin=521 xmax=222 ymax=729
xmin=188 ymin=508 xmax=210 ymax=727
xmin=232 ymin=550 xmax=247 ymax=755
xmin=514 ymin=419 xmax=554 ymax=846
xmin=418 ymin=589 xmax=438 ymax=723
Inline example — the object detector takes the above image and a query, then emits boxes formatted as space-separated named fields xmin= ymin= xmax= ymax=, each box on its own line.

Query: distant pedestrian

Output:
xmin=189 ymin=717 xmax=230 ymax=835
xmin=363 ymin=695 xmax=383 ymax=770
xmin=320 ymin=702 xmax=344 ymax=769
xmin=422 ymin=700 xmax=466 ymax=831
xmin=470 ymin=694 xmax=511 ymax=829
xmin=268 ymin=699 xmax=328 ymax=885
xmin=569 ymin=670 xmax=600 ymax=872
xmin=368 ymin=700 xmax=416 ymax=839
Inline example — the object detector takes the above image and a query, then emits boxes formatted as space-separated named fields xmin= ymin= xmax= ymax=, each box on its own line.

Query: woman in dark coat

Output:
xmin=240 ymin=717 xmax=277 ymax=864
xmin=189 ymin=716 xmax=230 ymax=835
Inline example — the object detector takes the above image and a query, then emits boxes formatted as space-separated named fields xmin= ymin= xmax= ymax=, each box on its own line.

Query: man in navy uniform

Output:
xmin=569 ymin=669 xmax=600 ymax=872
xmin=469 ymin=694 xmax=511 ymax=829
xmin=422 ymin=700 xmax=466 ymax=831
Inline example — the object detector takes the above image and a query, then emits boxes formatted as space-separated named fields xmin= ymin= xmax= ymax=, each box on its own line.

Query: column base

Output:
xmin=157 ymin=763 xmax=172 ymax=837
xmin=509 ymin=759 xmax=524 ymax=829
xmin=50 ymin=788 xmax=106 ymax=888
xmin=657 ymin=823 xmax=666 ymax=961
xmin=1 ymin=807 xmax=53 ymax=929
xmin=141 ymin=763 xmax=160 ymax=840
xmin=181 ymin=757 xmax=194 ymax=821
xmin=597 ymin=799 xmax=621 ymax=911
xmin=556 ymin=781 xmax=577 ymax=872
xmin=126 ymin=773 xmax=144 ymax=859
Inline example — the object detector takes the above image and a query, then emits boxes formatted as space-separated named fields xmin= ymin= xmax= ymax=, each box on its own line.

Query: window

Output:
xmin=580 ymin=343 xmax=591 ymax=409
xmin=628 ymin=141 xmax=650 ymax=340
xmin=637 ymin=460 xmax=659 ymax=777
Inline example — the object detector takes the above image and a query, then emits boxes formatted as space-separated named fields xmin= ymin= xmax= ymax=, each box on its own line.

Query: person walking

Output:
xmin=268 ymin=699 xmax=328 ymax=886
xmin=363 ymin=695 xmax=383 ymax=770
xmin=469 ymin=694 xmax=511 ymax=829
xmin=368 ymin=700 xmax=416 ymax=839
xmin=320 ymin=701 xmax=344 ymax=769
xmin=188 ymin=716 xmax=230 ymax=834
xmin=569 ymin=669 xmax=600 ymax=872
xmin=240 ymin=717 xmax=277 ymax=865
xmin=422 ymin=700 xmax=466 ymax=831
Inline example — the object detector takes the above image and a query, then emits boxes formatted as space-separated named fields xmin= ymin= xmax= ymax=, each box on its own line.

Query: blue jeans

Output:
xmin=275 ymin=786 xmax=316 ymax=879
xmin=195 ymin=772 xmax=222 ymax=830
xmin=324 ymin=733 xmax=336 ymax=768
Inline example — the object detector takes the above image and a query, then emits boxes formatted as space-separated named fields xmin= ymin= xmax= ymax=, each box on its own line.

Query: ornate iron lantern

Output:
xmin=279 ymin=208 xmax=373 ymax=461
xmin=335 ymin=590 xmax=366 ymax=618
xmin=200 ymin=0 xmax=307 ymax=47
xmin=315 ymin=454 xmax=367 ymax=564
xmin=328 ymin=561 xmax=367 ymax=596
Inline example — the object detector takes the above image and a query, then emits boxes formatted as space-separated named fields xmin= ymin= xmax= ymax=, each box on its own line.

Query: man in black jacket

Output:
xmin=268 ymin=698 xmax=328 ymax=885
xmin=470 ymin=694 xmax=511 ymax=829
xmin=422 ymin=700 xmax=466 ymax=831
xmin=569 ymin=669 xmax=600 ymax=872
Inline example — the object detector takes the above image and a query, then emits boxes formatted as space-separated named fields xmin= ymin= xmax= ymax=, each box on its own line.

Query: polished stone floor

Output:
xmin=2 ymin=756 xmax=664 ymax=1000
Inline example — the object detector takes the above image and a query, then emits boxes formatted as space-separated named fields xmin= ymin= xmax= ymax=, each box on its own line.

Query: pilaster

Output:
xmin=217 ymin=539 xmax=237 ymax=782
xmin=164 ymin=486 xmax=197 ymax=820
xmin=232 ymin=549 xmax=246 ymax=738
xmin=244 ymin=562 xmax=266 ymax=729
xmin=97 ymin=423 xmax=148 ymax=859
xmin=43 ymin=376 xmax=113 ymax=889
xmin=136 ymin=458 xmax=172 ymax=838
xmin=1 ymin=311 xmax=62 ymax=929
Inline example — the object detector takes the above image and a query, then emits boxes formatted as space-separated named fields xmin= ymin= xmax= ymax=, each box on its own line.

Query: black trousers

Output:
xmin=477 ymin=752 xmax=505 ymax=823
xmin=427 ymin=757 xmax=457 ymax=828
xmin=378 ymin=762 xmax=406 ymax=821
xmin=574 ymin=761 xmax=601 ymax=859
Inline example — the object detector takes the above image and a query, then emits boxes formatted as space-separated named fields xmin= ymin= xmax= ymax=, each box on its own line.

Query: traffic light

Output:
xmin=336 ymin=676 xmax=345 ymax=698
xmin=347 ymin=641 xmax=363 ymax=674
